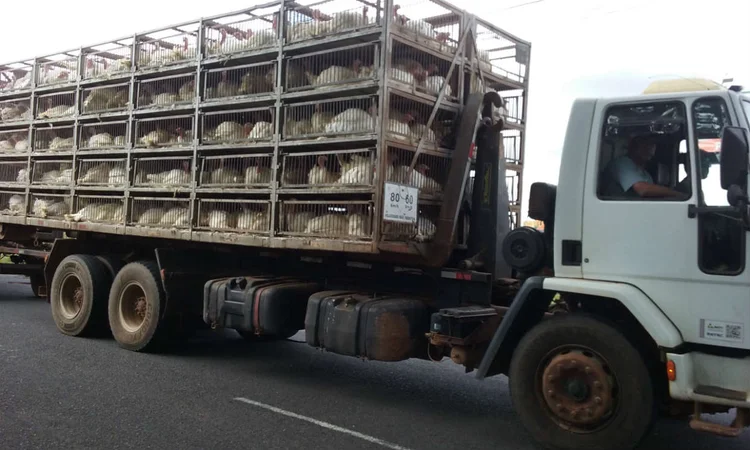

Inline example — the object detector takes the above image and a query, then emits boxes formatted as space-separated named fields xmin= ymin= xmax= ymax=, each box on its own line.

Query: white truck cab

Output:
xmin=558 ymin=88 xmax=750 ymax=428
xmin=487 ymin=87 xmax=750 ymax=450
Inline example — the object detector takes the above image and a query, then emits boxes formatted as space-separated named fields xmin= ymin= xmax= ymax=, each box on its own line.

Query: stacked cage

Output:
xmin=0 ymin=0 xmax=529 ymax=257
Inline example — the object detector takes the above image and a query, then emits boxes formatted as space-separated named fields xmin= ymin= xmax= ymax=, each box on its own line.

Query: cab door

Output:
xmin=581 ymin=94 xmax=749 ymax=350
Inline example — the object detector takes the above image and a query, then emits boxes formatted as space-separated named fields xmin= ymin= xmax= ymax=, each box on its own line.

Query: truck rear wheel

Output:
xmin=108 ymin=261 xmax=165 ymax=352
xmin=50 ymin=254 xmax=112 ymax=336
xmin=509 ymin=314 xmax=655 ymax=450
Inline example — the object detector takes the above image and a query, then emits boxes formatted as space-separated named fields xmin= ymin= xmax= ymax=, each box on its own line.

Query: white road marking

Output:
xmin=233 ymin=397 xmax=414 ymax=450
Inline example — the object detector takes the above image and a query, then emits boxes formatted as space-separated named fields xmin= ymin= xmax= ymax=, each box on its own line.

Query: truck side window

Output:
xmin=597 ymin=101 xmax=688 ymax=200
xmin=692 ymin=97 xmax=729 ymax=207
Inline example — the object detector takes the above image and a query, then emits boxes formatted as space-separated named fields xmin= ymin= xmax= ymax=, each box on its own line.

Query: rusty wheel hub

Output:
xmin=73 ymin=287 xmax=84 ymax=310
xmin=134 ymin=296 xmax=147 ymax=319
xmin=541 ymin=351 xmax=614 ymax=427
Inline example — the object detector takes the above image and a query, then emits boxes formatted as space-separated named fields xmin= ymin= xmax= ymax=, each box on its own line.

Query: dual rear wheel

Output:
xmin=50 ymin=255 xmax=165 ymax=351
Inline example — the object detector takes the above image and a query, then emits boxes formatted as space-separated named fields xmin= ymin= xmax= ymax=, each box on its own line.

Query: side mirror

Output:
xmin=719 ymin=126 xmax=749 ymax=190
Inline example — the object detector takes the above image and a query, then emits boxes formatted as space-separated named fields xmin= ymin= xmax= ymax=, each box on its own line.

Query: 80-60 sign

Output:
xmin=384 ymin=182 xmax=418 ymax=224
xmin=389 ymin=191 xmax=414 ymax=205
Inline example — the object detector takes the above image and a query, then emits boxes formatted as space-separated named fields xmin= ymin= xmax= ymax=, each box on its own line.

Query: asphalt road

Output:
xmin=0 ymin=274 xmax=747 ymax=450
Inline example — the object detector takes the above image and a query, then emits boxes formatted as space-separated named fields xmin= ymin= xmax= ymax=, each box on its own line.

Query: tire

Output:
xmin=50 ymin=254 xmax=112 ymax=336
xmin=509 ymin=314 xmax=656 ymax=450
xmin=108 ymin=260 xmax=166 ymax=352
xmin=95 ymin=255 xmax=123 ymax=279
xmin=29 ymin=273 xmax=46 ymax=298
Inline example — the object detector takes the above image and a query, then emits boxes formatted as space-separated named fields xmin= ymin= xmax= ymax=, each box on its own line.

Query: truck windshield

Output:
xmin=692 ymin=97 xmax=730 ymax=206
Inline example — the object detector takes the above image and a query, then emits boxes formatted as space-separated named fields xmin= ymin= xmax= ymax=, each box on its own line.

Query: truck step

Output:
xmin=689 ymin=403 xmax=749 ymax=438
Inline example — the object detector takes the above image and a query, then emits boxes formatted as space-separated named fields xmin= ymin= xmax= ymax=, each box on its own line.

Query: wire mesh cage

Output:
xmin=29 ymin=192 xmax=72 ymax=219
xmin=135 ymin=22 xmax=200 ymax=70
xmin=390 ymin=0 xmax=461 ymax=54
xmin=78 ymin=122 xmax=129 ymax=151
xmin=501 ymin=90 xmax=524 ymax=126
xmin=83 ymin=38 xmax=134 ymax=80
xmin=68 ymin=195 xmax=126 ymax=224
xmin=36 ymin=92 xmax=77 ymax=120
xmin=129 ymin=197 xmax=192 ymax=228
xmin=381 ymin=202 xmax=438 ymax=243
xmin=503 ymin=129 xmax=521 ymax=166
xmin=285 ymin=43 xmax=377 ymax=91
xmin=474 ymin=19 xmax=528 ymax=85
xmin=0 ymin=129 xmax=30 ymax=153
xmin=81 ymin=84 xmax=130 ymax=115
xmin=133 ymin=157 xmax=192 ymax=188
xmin=384 ymin=145 xmax=447 ymax=197
xmin=134 ymin=116 xmax=194 ymax=149
xmin=0 ymin=61 xmax=33 ymax=93
xmin=386 ymin=94 xmax=455 ymax=147
xmin=279 ymin=200 xmax=373 ymax=239
xmin=0 ymin=98 xmax=32 ymax=124
xmin=388 ymin=41 xmax=458 ymax=100
xmin=77 ymin=159 xmax=128 ymax=187
xmin=33 ymin=125 xmax=76 ymax=152
xmin=136 ymin=74 xmax=196 ymax=109
xmin=0 ymin=161 xmax=30 ymax=185
xmin=201 ymin=108 xmax=275 ymax=145
xmin=280 ymin=148 xmax=376 ymax=189
xmin=35 ymin=51 xmax=80 ymax=87
xmin=31 ymin=160 xmax=74 ymax=186
xmin=199 ymin=154 xmax=273 ymax=188
xmin=0 ymin=190 xmax=26 ymax=216
xmin=282 ymin=96 xmax=377 ymax=140
xmin=196 ymin=199 xmax=271 ymax=233
xmin=285 ymin=1 xmax=379 ymax=44
xmin=203 ymin=62 xmax=276 ymax=102
xmin=204 ymin=7 xmax=280 ymax=58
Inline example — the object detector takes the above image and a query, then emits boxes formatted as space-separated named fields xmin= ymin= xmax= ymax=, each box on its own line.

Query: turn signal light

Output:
xmin=667 ymin=360 xmax=677 ymax=381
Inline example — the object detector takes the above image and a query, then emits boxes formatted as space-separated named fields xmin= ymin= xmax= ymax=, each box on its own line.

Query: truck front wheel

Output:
xmin=509 ymin=314 xmax=656 ymax=450
xmin=50 ymin=255 xmax=112 ymax=336
xmin=108 ymin=261 xmax=165 ymax=352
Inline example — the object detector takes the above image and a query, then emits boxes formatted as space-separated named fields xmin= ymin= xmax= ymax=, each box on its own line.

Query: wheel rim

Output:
xmin=119 ymin=282 xmax=148 ymax=333
xmin=537 ymin=346 xmax=619 ymax=433
xmin=59 ymin=274 xmax=84 ymax=319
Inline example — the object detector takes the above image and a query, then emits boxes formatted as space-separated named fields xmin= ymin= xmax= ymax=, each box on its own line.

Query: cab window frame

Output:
xmin=596 ymin=100 xmax=690 ymax=202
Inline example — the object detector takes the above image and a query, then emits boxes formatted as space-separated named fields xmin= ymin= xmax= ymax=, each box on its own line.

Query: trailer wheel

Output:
xmin=30 ymin=274 xmax=46 ymax=298
xmin=508 ymin=314 xmax=655 ymax=450
xmin=108 ymin=261 xmax=165 ymax=352
xmin=50 ymin=254 xmax=112 ymax=336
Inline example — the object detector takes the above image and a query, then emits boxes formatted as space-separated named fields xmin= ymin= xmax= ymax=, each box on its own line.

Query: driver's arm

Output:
xmin=614 ymin=158 xmax=687 ymax=199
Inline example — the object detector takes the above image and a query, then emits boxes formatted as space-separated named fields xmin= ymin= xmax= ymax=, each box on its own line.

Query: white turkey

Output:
xmin=137 ymin=207 xmax=166 ymax=225
xmin=205 ymin=210 xmax=231 ymax=229
xmin=159 ymin=207 xmax=191 ymax=227
xmin=151 ymin=93 xmax=178 ymax=106
xmin=304 ymin=214 xmax=348 ymax=235
xmin=33 ymin=198 xmax=69 ymax=218
xmin=146 ymin=169 xmax=190 ymax=186
xmin=114 ymin=135 xmax=127 ymax=146
xmin=285 ymin=210 xmax=315 ymax=232
xmin=1 ymin=105 xmax=22 ymax=122
xmin=88 ymin=133 xmax=114 ymax=148
xmin=50 ymin=136 xmax=74 ymax=150
xmin=56 ymin=169 xmax=74 ymax=185
xmin=247 ymin=121 xmax=274 ymax=140
xmin=347 ymin=213 xmax=370 ymax=237
xmin=306 ymin=65 xmax=358 ymax=86
xmin=404 ymin=163 xmax=442 ymax=194
xmin=324 ymin=107 xmax=376 ymax=134
xmin=108 ymin=167 xmax=127 ymax=185
xmin=409 ymin=123 xmax=437 ymax=144
xmin=65 ymin=204 xmax=99 ymax=222
xmin=415 ymin=216 xmax=437 ymax=242
xmin=211 ymin=121 xmax=247 ymax=143
xmin=307 ymin=155 xmax=339 ymax=185
xmin=7 ymin=194 xmax=24 ymax=215
xmin=178 ymin=81 xmax=195 ymax=102
xmin=210 ymin=167 xmax=242 ymax=185
xmin=79 ymin=164 xmax=111 ymax=184
xmin=337 ymin=154 xmax=372 ymax=186
xmin=16 ymin=168 xmax=29 ymax=183
xmin=310 ymin=108 xmax=334 ymax=134
xmin=139 ymin=129 xmax=171 ymax=147
xmin=38 ymin=104 xmax=75 ymax=119
xmin=244 ymin=166 xmax=272 ymax=186
xmin=235 ymin=210 xmax=269 ymax=231
xmin=41 ymin=170 xmax=61 ymax=184
xmin=423 ymin=65 xmax=452 ymax=97
xmin=327 ymin=6 xmax=369 ymax=32
xmin=14 ymin=139 xmax=29 ymax=151
xmin=0 ymin=138 xmax=15 ymax=151
xmin=285 ymin=119 xmax=312 ymax=137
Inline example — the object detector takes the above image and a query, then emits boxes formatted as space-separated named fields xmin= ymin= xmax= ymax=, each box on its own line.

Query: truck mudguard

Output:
xmin=475 ymin=276 xmax=685 ymax=379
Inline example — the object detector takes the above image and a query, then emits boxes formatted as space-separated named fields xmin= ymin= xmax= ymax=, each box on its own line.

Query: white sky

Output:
xmin=2 ymin=0 xmax=749 ymax=218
